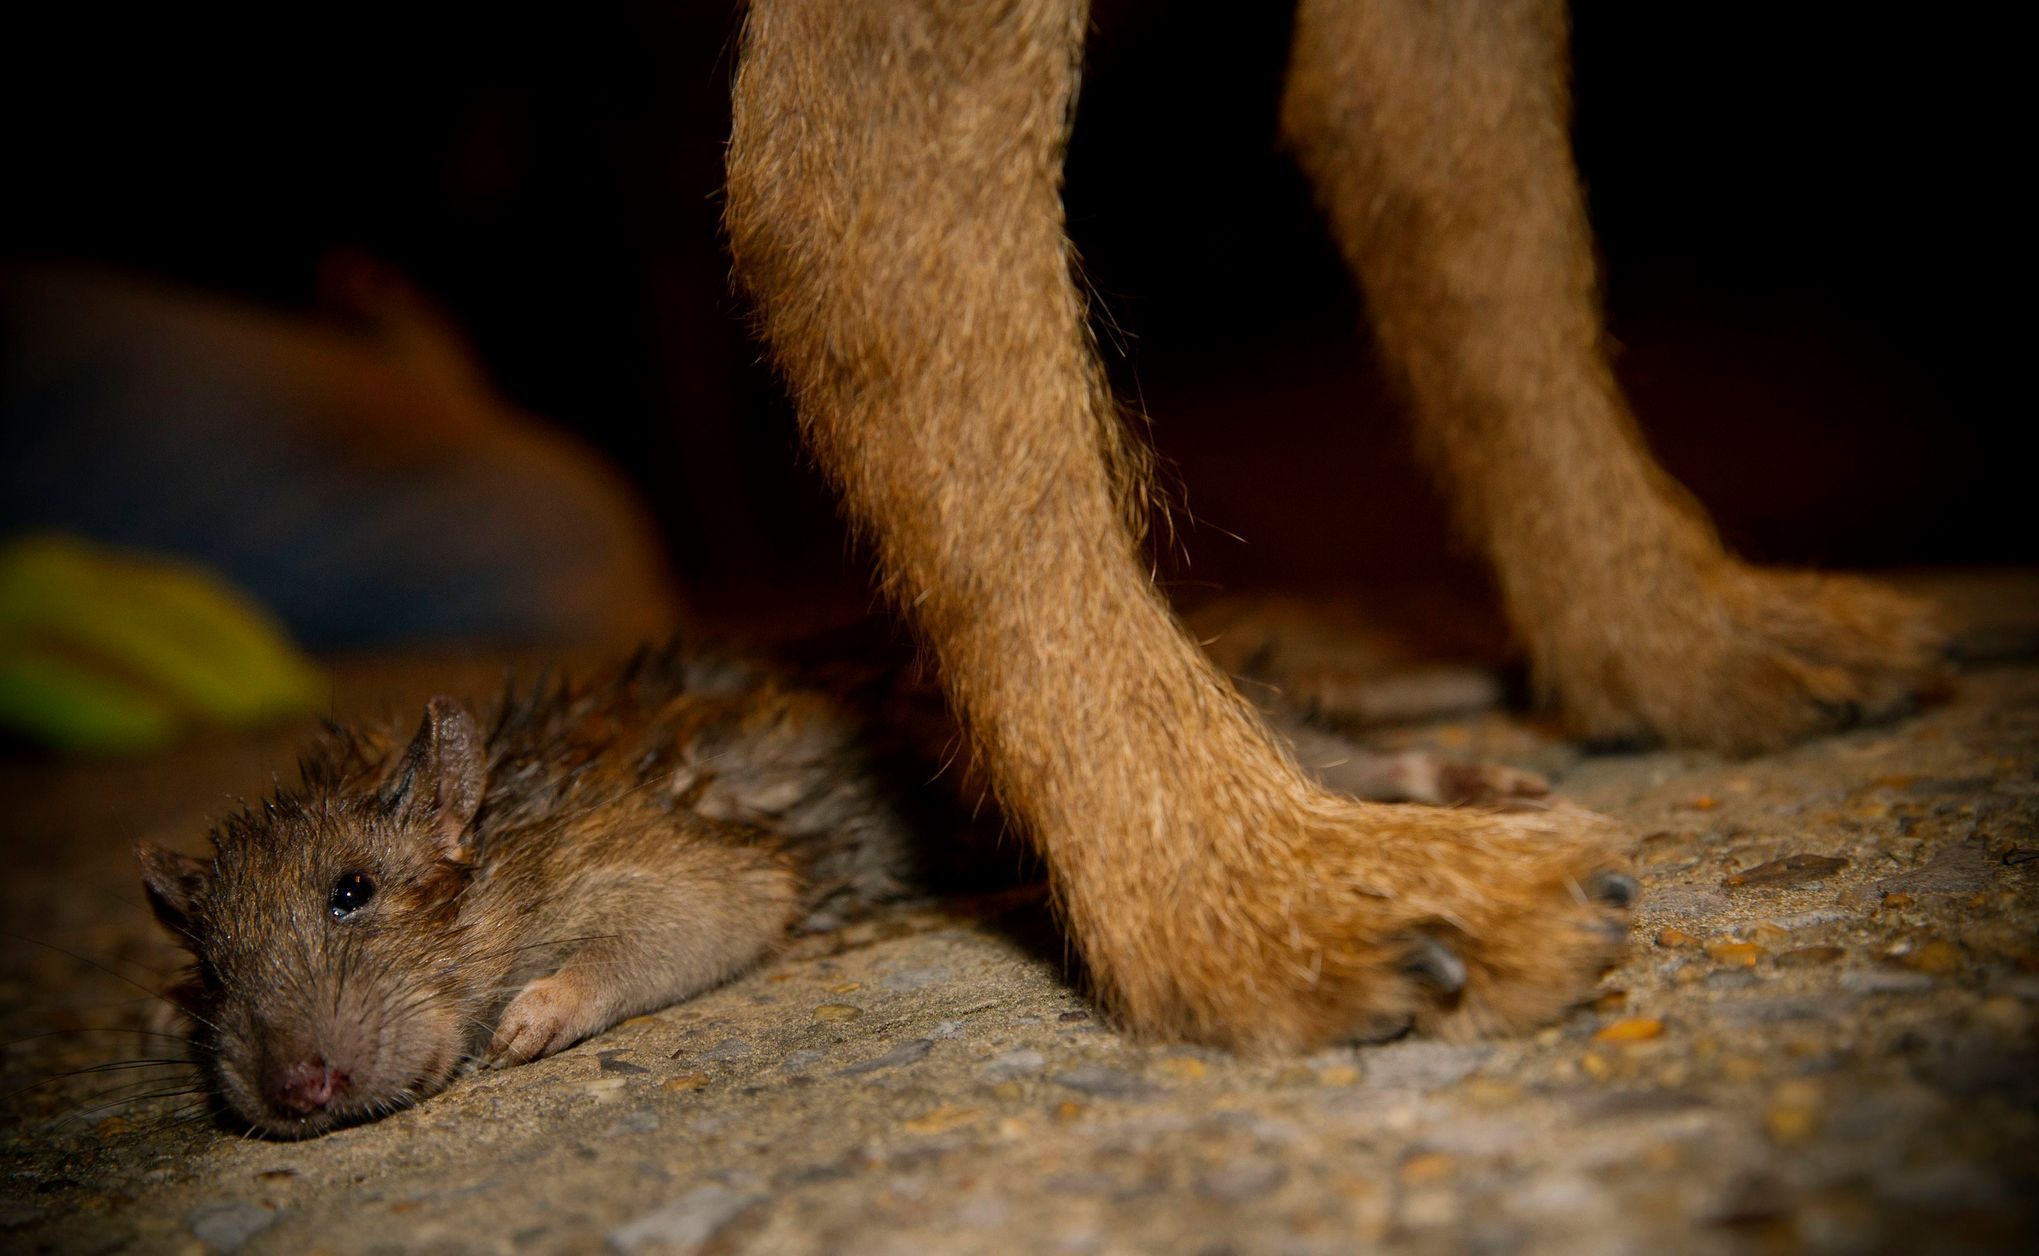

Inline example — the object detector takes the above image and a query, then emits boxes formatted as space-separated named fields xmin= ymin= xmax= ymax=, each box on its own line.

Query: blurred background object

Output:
xmin=2 ymin=1 xmax=2027 ymax=669
xmin=0 ymin=534 xmax=326 ymax=752
xmin=1 ymin=263 xmax=680 ymax=653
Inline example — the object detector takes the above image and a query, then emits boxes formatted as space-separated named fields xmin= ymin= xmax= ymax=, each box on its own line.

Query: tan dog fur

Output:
xmin=722 ymin=0 xmax=1943 ymax=1051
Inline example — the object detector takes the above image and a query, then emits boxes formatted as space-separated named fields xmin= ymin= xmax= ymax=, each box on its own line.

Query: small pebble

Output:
xmin=186 ymin=1201 xmax=277 ymax=1253
xmin=983 ymin=1048 xmax=1046 ymax=1082
xmin=1722 ymin=853 xmax=1848 ymax=889
xmin=606 ymin=1110 xmax=660 ymax=1136
xmin=692 ymin=1038 xmax=753 ymax=1064
xmin=903 ymin=1105 xmax=982 ymax=1135
xmin=1900 ymin=939 xmax=1963 ymax=975
xmin=1593 ymin=1017 xmax=1664 ymax=1044
xmin=1747 ymin=923 xmax=1791 ymax=948
xmin=836 ymin=1038 xmax=933 ymax=1077
xmin=1656 ymin=928 xmax=1701 ymax=949
xmin=878 ymin=965 xmax=952 ymax=993
xmin=1156 ymin=1057 xmax=1207 ymax=1081
xmin=1765 ymin=1080 xmax=1824 ymax=1144
xmin=812 ymin=1003 xmax=863 ymax=1023
xmin=1049 ymin=1065 xmax=1151 ymax=1097
xmin=1399 ymin=1153 xmax=1454 ymax=1185
xmin=662 ymin=1074 xmax=709 ymax=1093
xmin=608 ymin=1186 xmax=757 ymax=1254
xmin=1706 ymin=941 xmax=1765 ymax=968
xmin=779 ymin=1049 xmax=827 ymax=1073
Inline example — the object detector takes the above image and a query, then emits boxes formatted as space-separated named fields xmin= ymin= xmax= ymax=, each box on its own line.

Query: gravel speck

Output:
xmin=186 ymin=1201 xmax=277 ymax=1253
xmin=1050 ymin=1066 xmax=1153 ymax=1097
xmin=836 ymin=1038 xmax=934 ymax=1076
xmin=780 ymin=1048 xmax=827 ymax=1073
xmin=608 ymin=1185 xmax=757 ymax=1253
xmin=983 ymin=1048 xmax=1046 ymax=1081
xmin=878 ymin=965 xmax=952 ymax=993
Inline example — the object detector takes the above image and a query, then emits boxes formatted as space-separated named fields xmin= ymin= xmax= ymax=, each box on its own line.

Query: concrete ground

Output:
xmin=4 ymin=574 xmax=2036 ymax=1254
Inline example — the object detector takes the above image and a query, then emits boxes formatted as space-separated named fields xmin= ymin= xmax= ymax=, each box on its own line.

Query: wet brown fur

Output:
xmin=137 ymin=648 xmax=942 ymax=1136
xmin=722 ymin=0 xmax=1943 ymax=1051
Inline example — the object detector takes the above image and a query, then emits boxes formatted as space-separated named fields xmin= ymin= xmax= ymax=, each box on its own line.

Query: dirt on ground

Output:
xmin=4 ymin=574 xmax=2036 ymax=1254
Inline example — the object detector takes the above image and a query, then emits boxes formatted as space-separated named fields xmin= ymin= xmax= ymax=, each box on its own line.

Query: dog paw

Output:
xmin=1076 ymin=793 xmax=1633 ymax=1050
xmin=1548 ymin=564 xmax=1949 ymax=755
xmin=486 ymin=974 xmax=608 ymax=1067
xmin=1378 ymin=803 xmax=1637 ymax=1041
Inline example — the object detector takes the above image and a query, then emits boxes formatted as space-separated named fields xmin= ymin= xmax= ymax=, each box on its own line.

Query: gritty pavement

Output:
xmin=4 ymin=574 xmax=2036 ymax=1254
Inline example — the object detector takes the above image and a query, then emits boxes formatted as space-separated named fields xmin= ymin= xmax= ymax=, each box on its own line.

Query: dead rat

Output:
xmin=135 ymin=644 xmax=952 ymax=1138
xmin=136 ymin=637 xmax=1547 ymax=1138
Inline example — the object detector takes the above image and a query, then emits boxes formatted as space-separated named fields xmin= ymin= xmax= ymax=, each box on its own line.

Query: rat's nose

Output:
xmin=274 ymin=1059 xmax=351 ymax=1115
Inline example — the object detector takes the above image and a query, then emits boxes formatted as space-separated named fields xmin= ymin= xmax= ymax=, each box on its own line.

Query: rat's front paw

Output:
xmin=487 ymin=973 xmax=610 ymax=1066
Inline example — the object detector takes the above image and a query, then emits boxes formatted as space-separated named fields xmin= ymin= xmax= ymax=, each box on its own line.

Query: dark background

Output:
xmin=4 ymin=1 xmax=2025 ymax=615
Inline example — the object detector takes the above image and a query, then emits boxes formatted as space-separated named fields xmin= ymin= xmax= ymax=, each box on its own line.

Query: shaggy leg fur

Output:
xmin=1282 ymin=0 xmax=1946 ymax=755
xmin=727 ymin=0 xmax=1630 ymax=1050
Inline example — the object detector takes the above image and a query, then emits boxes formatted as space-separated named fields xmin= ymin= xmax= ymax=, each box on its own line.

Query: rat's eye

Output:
xmin=328 ymin=871 xmax=376 ymax=919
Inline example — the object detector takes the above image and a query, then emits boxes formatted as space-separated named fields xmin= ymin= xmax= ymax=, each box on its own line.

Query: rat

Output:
xmin=136 ymin=637 xmax=1548 ymax=1138
xmin=136 ymin=644 xmax=955 ymax=1138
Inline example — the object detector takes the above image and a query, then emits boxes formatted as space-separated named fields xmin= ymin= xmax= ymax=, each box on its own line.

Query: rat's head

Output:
xmin=139 ymin=697 xmax=492 ymax=1138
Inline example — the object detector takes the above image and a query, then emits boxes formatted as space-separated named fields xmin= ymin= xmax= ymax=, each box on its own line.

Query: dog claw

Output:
xmin=1591 ymin=918 xmax=1634 ymax=947
xmin=1403 ymin=934 xmax=1467 ymax=998
xmin=1588 ymin=870 xmax=1639 ymax=908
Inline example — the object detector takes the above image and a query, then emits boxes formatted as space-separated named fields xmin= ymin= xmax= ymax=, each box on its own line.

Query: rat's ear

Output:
xmin=384 ymin=696 xmax=488 ymax=864
xmin=136 ymin=841 xmax=209 ymax=942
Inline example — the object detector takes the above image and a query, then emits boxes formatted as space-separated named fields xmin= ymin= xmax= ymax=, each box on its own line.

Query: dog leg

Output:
xmin=728 ymin=0 xmax=1631 ymax=1049
xmin=1282 ymin=0 xmax=1946 ymax=754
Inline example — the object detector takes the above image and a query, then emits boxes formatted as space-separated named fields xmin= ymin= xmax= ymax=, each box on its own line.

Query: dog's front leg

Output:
xmin=727 ymin=0 xmax=1632 ymax=1050
xmin=1283 ymin=0 xmax=1946 ymax=754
